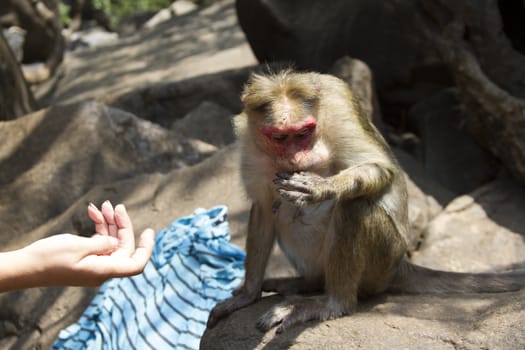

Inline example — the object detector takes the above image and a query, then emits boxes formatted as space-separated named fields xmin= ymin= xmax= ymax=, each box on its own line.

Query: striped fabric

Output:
xmin=52 ymin=206 xmax=245 ymax=350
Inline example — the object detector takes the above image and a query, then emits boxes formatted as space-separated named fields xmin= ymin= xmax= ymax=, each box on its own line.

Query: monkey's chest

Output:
xmin=275 ymin=200 xmax=334 ymax=277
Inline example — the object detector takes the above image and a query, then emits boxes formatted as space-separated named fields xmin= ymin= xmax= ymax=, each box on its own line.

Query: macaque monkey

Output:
xmin=207 ymin=69 xmax=525 ymax=333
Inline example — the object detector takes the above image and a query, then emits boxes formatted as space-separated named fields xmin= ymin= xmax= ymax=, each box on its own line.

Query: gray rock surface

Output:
xmin=172 ymin=100 xmax=236 ymax=148
xmin=201 ymin=291 xmax=525 ymax=350
xmin=412 ymin=176 xmax=525 ymax=272
xmin=36 ymin=0 xmax=257 ymax=106
xmin=407 ymin=89 xmax=498 ymax=195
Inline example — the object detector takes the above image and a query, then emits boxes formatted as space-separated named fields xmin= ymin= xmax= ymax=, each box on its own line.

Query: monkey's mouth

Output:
xmin=274 ymin=159 xmax=305 ymax=173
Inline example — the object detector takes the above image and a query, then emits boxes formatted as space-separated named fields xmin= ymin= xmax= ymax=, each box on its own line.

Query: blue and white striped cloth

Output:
xmin=52 ymin=206 xmax=245 ymax=350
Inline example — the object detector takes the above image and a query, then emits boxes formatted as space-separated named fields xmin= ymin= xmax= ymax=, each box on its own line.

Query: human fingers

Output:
xmin=101 ymin=228 xmax=154 ymax=277
xmin=101 ymin=200 xmax=118 ymax=237
xmin=88 ymin=202 xmax=109 ymax=235
xmin=122 ymin=228 xmax=155 ymax=275
xmin=113 ymin=203 xmax=135 ymax=255
xmin=126 ymin=228 xmax=155 ymax=274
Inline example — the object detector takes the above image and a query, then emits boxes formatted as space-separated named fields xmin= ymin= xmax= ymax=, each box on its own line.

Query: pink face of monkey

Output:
xmin=259 ymin=116 xmax=317 ymax=161
xmin=242 ymin=72 xmax=327 ymax=171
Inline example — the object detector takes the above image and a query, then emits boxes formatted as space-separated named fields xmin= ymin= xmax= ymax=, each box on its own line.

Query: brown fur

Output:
xmin=207 ymin=70 xmax=525 ymax=333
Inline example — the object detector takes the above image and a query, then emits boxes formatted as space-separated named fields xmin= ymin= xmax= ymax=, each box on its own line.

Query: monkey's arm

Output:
xmin=207 ymin=202 xmax=276 ymax=327
xmin=274 ymin=163 xmax=394 ymax=205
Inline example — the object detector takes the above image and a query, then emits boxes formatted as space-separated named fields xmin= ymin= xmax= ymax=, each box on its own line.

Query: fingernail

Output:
xmin=88 ymin=202 xmax=96 ymax=209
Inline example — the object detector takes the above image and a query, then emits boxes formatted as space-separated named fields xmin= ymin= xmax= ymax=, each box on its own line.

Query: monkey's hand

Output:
xmin=273 ymin=171 xmax=333 ymax=206
xmin=207 ymin=287 xmax=261 ymax=328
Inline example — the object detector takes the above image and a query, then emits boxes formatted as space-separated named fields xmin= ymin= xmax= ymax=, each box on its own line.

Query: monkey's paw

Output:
xmin=207 ymin=291 xmax=260 ymax=328
xmin=273 ymin=172 xmax=332 ymax=206
xmin=257 ymin=296 xmax=346 ymax=333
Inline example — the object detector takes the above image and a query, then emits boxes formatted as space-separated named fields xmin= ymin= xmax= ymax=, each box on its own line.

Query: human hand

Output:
xmin=20 ymin=201 xmax=155 ymax=288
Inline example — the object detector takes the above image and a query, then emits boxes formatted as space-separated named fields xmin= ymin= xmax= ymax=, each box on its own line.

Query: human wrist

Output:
xmin=0 ymin=248 xmax=43 ymax=292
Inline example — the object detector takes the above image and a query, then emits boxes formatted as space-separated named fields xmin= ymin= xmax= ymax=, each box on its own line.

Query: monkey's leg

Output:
xmin=262 ymin=276 xmax=323 ymax=295
xmin=257 ymin=198 xmax=401 ymax=333
xmin=257 ymin=294 xmax=338 ymax=333
xmin=257 ymin=208 xmax=361 ymax=333
xmin=207 ymin=203 xmax=276 ymax=328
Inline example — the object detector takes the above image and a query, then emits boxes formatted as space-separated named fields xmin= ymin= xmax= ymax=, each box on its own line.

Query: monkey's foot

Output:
xmin=257 ymin=295 xmax=347 ymax=333
xmin=207 ymin=292 xmax=259 ymax=328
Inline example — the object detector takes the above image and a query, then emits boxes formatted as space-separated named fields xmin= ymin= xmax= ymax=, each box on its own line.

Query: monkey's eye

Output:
xmin=254 ymin=102 xmax=271 ymax=113
xmin=295 ymin=127 xmax=313 ymax=138
xmin=302 ymin=97 xmax=319 ymax=110
xmin=272 ymin=133 xmax=288 ymax=142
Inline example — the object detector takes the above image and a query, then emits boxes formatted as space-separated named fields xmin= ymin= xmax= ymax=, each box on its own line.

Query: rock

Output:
xmin=2 ymin=26 xmax=25 ymax=62
xmin=330 ymin=56 xmax=384 ymax=131
xmin=407 ymin=89 xmax=499 ymax=195
xmin=235 ymin=0 xmax=458 ymax=129
xmin=172 ymin=101 xmax=236 ymax=147
xmin=144 ymin=0 xmax=198 ymax=29
xmin=411 ymin=176 xmax=525 ymax=272
xmin=69 ymin=27 xmax=119 ymax=49
xmin=0 ymin=0 xmax=64 ymax=64
xmin=0 ymin=101 xmax=202 ymax=249
xmin=110 ymin=66 xmax=252 ymax=128
xmin=171 ymin=0 xmax=199 ymax=16
xmin=36 ymin=0 xmax=257 ymax=107
xmin=143 ymin=8 xmax=173 ymax=29
xmin=22 ymin=62 xmax=51 ymax=83
xmin=201 ymin=291 xmax=525 ymax=350
xmin=235 ymin=0 xmax=426 ymax=90
xmin=394 ymin=148 xmax=456 ymax=206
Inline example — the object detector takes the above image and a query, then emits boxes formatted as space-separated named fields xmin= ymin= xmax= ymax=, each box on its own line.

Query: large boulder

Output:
xmin=412 ymin=176 xmax=525 ymax=272
xmin=109 ymin=66 xmax=252 ymax=128
xmin=0 ymin=101 xmax=193 ymax=248
xmin=406 ymin=89 xmax=498 ymax=195
xmin=201 ymin=290 xmax=525 ymax=350
xmin=235 ymin=0 xmax=425 ymax=90
xmin=171 ymin=100 xmax=236 ymax=148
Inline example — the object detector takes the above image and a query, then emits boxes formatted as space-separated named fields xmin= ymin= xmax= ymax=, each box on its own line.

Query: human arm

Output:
xmin=0 ymin=201 xmax=155 ymax=292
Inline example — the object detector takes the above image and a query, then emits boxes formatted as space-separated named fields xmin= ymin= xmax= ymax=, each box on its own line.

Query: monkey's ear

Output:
xmin=241 ymin=93 xmax=248 ymax=104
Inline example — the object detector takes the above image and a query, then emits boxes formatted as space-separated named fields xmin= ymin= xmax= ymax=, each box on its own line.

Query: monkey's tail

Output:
xmin=388 ymin=260 xmax=525 ymax=294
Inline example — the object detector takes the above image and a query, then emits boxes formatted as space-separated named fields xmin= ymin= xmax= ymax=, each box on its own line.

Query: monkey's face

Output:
xmin=245 ymin=99 xmax=320 ymax=172
xmin=258 ymin=115 xmax=316 ymax=160
xmin=241 ymin=71 xmax=326 ymax=171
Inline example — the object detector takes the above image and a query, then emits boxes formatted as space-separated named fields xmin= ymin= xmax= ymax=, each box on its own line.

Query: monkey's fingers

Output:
xmin=274 ymin=177 xmax=313 ymax=193
xmin=277 ymin=189 xmax=313 ymax=206
xmin=275 ymin=171 xmax=293 ymax=180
